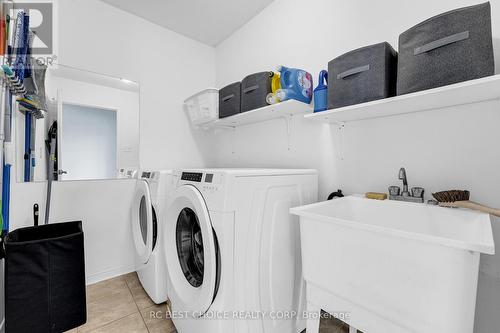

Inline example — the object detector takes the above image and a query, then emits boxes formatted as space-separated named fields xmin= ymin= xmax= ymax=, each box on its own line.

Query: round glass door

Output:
xmin=176 ymin=207 xmax=204 ymax=287
xmin=143 ymin=203 xmax=158 ymax=250
xmin=132 ymin=180 xmax=153 ymax=264
xmin=139 ymin=196 xmax=149 ymax=244
xmin=152 ymin=207 xmax=158 ymax=250
xmin=164 ymin=185 xmax=218 ymax=316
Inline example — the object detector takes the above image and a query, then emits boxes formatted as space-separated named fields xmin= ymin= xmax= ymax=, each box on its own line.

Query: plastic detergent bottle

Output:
xmin=266 ymin=72 xmax=283 ymax=105
xmin=271 ymin=72 xmax=281 ymax=93
xmin=275 ymin=66 xmax=313 ymax=104
xmin=313 ymin=70 xmax=328 ymax=112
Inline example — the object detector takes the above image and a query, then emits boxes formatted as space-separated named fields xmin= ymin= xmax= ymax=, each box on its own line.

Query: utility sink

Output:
xmin=291 ymin=196 xmax=495 ymax=333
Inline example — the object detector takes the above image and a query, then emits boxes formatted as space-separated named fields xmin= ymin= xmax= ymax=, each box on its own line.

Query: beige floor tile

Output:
xmin=87 ymin=312 xmax=148 ymax=333
xmin=125 ymin=273 xmax=155 ymax=309
xmin=140 ymin=303 xmax=176 ymax=333
xmin=78 ymin=288 xmax=138 ymax=333
xmin=123 ymin=272 xmax=139 ymax=286
xmin=318 ymin=316 xmax=361 ymax=333
xmin=319 ymin=322 xmax=349 ymax=333
xmin=86 ymin=276 xmax=129 ymax=303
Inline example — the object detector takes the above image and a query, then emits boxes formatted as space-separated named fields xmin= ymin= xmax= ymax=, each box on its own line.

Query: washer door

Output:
xmin=132 ymin=180 xmax=154 ymax=264
xmin=165 ymin=185 xmax=218 ymax=316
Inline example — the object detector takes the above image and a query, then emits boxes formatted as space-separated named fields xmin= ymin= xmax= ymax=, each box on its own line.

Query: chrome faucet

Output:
xmin=389 ymin=167 xmax=424 ymax=203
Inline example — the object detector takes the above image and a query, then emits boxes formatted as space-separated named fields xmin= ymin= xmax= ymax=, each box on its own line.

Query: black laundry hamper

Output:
xmin=4 ymin=221 xmax=87 ymax=333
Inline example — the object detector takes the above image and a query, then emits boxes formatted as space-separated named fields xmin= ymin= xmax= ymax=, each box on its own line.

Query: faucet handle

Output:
xmin=388 ymin=186 xmax=401 ymax=196
xmin=411 ymin=187 xmax=425 ymax=198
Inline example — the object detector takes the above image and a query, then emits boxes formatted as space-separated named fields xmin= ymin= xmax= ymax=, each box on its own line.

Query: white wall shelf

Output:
xmin=305 ymin=74 xmax=500 ymax=124
xmin=204 ymin=99 xmax=312 ymax=129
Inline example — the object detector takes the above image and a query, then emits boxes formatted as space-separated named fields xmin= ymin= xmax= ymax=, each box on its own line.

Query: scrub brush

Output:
xmin=433 ymin=190 xmax=500 ymax=217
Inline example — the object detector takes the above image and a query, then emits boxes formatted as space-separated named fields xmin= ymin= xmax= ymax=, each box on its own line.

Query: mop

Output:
xmin=13 ymin=11 xmax=28 ymax=82
xmin=1 ymin=164 xmax=10 ymax=233
xmin=27 ymin=58 xmax=48 ymax=111
xmin=44 ymin=122 xmax=57 ymax=225
xmin=23 ymin=112 xmax=31 ymax=182
xmin=23 ymin=32 xmax=37 ymax=96
xmin=0 ymin=80 xmax=6 ymax=239
xmin=0 ymin=72 xmax=10 ymax=236
xmin=30 ymin=111 xmax=36 ymax=176
xmin=3 ymin=89 xmax=10 ymax=143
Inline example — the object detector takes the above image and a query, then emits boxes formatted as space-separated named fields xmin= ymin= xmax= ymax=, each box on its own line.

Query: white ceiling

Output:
xmin=100 ymin=0 xmax=274 ymax=46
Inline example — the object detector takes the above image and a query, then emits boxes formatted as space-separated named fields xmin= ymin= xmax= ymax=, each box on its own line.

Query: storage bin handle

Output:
xmin=414 ymin=31 xmax=469 ymax=55
xmin=243 ymin=85 xmax=259 ymax=94
xmin=337 ymin=65 xmax=370 ymax=79
xmin=222 ymin=94 xmax=235 ymax=102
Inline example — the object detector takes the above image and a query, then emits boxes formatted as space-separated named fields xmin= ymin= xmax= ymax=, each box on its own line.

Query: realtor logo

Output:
xmin=3 ymin=0 xmax=57 ymax=60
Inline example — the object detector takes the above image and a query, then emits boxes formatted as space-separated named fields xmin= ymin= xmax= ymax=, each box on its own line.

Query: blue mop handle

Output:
xmin=2 ymin=164 xmax=11 ymax=233
xmin=24 ymin=113 xmax=31 ymax=182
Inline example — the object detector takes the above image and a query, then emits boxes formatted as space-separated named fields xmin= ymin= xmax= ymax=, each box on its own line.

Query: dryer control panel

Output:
xmin=181 ymin=172 xmax=203 ymax=182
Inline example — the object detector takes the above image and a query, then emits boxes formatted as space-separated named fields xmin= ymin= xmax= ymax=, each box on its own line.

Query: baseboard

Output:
xmin=86 ymin=265 xmax=136 ymax=285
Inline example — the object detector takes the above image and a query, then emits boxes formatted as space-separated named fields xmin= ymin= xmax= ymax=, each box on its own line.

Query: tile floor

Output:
xmin=65 ymin=272 xmax=175 ymax=333
xmin=65 ymin=273 xmax=350 ymax=332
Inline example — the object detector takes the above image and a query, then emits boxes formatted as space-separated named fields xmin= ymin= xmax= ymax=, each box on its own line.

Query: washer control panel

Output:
xmin=141 ymin=171 xmax=153 ymax=179
xmin=141 ymin=171 xmax=159 ymax=181
xmin=178 ymin=171 xmax=223 ymax=193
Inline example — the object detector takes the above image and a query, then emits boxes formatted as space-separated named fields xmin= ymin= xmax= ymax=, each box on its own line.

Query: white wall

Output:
xmin=56 ymin=0 xmax=216 ymax=170
xmin=62 ymin=104 xmax=117 ymax=180
xmin=7 ymin=0 xmax=215 ymax=283
xmin=10 ymin=180 xmax=137 ymax=284
xmin=46 ymin=75 xmax=140 ymax=178
xmin=213 ymin=0 xmax=500 ymax=332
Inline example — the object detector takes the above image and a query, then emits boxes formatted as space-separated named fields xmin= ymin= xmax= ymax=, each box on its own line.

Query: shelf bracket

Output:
xmin=336 ymin=121 xmax=346 ymax=161
xmin=283 ymin=114 xmax=294 ymax=151
xmin=231 ymin=126 xmax=236 ymax=154
xmin=331 ymin=120 xmax=346 ymax=128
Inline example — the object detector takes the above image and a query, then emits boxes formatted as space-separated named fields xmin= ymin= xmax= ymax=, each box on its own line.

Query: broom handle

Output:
xmin=440 ymin=201 xmax=500 ymax=218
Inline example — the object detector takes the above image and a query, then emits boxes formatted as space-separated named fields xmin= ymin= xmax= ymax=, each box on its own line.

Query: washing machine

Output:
xmin=131 ymin=170 xmax=173 ymax=304
xmin=164 ymin=169 xmax=318 ymax=333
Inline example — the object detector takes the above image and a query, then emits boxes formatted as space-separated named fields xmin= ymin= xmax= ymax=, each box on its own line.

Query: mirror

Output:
xmin=15 ymin=65 xmax=140 ymax=182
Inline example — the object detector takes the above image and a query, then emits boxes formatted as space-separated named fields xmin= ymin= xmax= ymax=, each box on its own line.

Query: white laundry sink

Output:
xmin=290 ymin=196 xmax=495 ymax=333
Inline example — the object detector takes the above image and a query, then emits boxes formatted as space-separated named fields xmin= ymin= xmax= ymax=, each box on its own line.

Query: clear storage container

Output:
xmin=184 ymin=88 xmax=219 ymax=126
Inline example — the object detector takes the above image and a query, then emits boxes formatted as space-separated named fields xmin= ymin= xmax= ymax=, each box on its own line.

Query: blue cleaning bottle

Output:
xmin=313 ymin=70 xmax=328 ymax=112
xmin=275 ymin=66 xmax=313 ymax=104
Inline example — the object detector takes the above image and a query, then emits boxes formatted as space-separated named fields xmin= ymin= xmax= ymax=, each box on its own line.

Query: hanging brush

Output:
xmin=433 ymin=190 xmax=500 ymax=217
xmin=2 ymin=64 xmax=26 ymax=95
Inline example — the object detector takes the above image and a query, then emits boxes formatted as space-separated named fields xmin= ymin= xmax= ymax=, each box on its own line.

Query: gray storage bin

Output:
xmin=397 ymin=2 xmax=494 ymax=95
xmin=328 ymin=42 xmax=398 ymax=109
xmin=219 ymin=82 xmax=241 ymax=118
xmin=241 ymin=72 xmax=272 ymax=112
